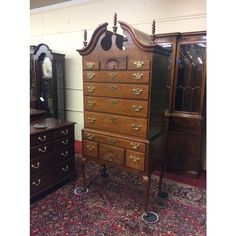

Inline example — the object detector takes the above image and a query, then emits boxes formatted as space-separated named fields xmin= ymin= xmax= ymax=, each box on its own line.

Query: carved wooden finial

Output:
xmin=113 ymin=12 xmax=117 ymax=34
xmin=151 ymin=20 xmax=157 ymax=42
xmin=83 ymin=29 xmax=87 ymax=47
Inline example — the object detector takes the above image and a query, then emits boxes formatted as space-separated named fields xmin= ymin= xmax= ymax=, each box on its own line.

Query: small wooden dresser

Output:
xmin=30 ymin=118 xmax=76 ymax=199
xmin=77 ymin=18 xmax=171 ymax=216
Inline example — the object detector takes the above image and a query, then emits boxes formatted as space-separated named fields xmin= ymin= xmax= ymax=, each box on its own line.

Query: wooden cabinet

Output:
xmin=30 ymin=44 xmax=66 ymax=120
xmin=30 ymin=118 xmax=76 ymax=199
xmin=77 ymin=20 xmax=171 ymax=215
xmin=156 ymin=32 xmax=206 ymax=178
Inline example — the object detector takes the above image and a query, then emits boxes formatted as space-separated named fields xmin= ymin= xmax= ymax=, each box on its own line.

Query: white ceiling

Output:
xmin=30 ymin=0 xmax=72 ymax=9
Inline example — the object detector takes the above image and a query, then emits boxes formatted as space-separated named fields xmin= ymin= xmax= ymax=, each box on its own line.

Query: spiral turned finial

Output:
xmin=113 ymin=12 xmax=117 ymax=34
xmin=83 ymin=29 xmax=87 ymax=47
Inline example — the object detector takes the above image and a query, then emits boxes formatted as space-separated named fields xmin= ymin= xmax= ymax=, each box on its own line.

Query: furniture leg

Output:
xmin=100 ymin=165 xmax=109 ymax=178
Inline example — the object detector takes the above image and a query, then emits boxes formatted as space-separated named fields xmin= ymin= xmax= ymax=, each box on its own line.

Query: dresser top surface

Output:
xmin=30 ymin=118 xmax=75 ymax=135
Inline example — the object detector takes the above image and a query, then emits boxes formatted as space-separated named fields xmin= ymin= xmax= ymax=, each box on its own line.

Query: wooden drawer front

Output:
xmin=83 ymin=61 xmax=99 ymax=70
xmin=170 ymin=117 xmax=199 ymax=132
xmin=58 ymin=145 xmax=75 ymax=161
xmin=126 ymin=150 xmax=145 ymax=171
xmin=55 ymin=125 xmax=74 ymax=139
xmin=55 ymin=136 xmax=74 ymax=149
xmin=83 ymin=131 xmax=146 ymax=153
xmin=84 ymin=83 xmax=149 ymax=100
xmin=30 ymin=142 xmax=55 ymax=158
xmin=84 ymin=96 xmax=148 ymax=118
xmin=83 ymin=140 xmax=98 ymax=158
xmin=30 ymin=131 xmax=54 ymax=146
xmin=83 ymin=71 xmax=150 ymax=84
xmin=128 ymin=60 xmax=151 ymax=70
xmin=99 ymin=144 xmax=124 ymax=165
xmin=100 ymin=56 xmax=127 ymax=70
xmin=84 ymin=112 xmax=147 ymax=138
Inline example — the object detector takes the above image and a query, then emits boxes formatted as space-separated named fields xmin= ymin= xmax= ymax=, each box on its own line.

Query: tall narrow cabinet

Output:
xmin=156 ymin=32 xmax=206 ymax=177
xmin=77 ymin=19 xmax=171 ymax=217
xmin=30 ymin=44 xmax=66 ymax=120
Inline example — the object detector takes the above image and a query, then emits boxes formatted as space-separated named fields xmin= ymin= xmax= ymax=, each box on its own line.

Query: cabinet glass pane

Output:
xmin=174 ymin=42 xmax=206 ymax=112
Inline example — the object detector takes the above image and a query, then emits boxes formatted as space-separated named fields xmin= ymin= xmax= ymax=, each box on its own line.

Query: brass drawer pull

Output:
xmin=86 ymin=62 xmax=95 ymax=69
xmin=109 ymin=84 xmax=118 ymax=91
xmin=86 ymin=133 xmax=95 ymax=140
xmin=88 ymin=116 xmax=96 ymax=123
xmin=130 ymin=142 xmax=140 ymax=150
xmin=61 ymin=151 xmax=69 ymax=157
xmin=62 ymin=165 xmax=69 ymax=172
xmin=32 ymin=179 xmax=41 ymax=186
xmin=130 ymin=155 xmax=140 ymax=162
xmin=108 ymin=72 xmax=117 ymax=80
xmin=87 ymin=72 xmax=95 ymax=80
xmin=88 ymin=100 xmax=96 ymax=107
xmin=86 ymin=144 xmax=94 ymax=151
xmin=108 ymin=137 xmax=116 ymax=144
xmin=87 ymin=85 xmax=96 ymax=93
xmin=38 ymin=135 xmax=47 ymax=142
xmin=132 ymin=88 xmax=143 ymax=95
xmin=133 ymin=61 xmax=144 ymax=69
xmin=133 ymin=73 xmax=143 ymax=80
xmin=31 ymin=162 xmax=40 ymax=169
xmin=109 ymin=99 xmax=117 ymax=106
xmin=61 ymin=129 xmax=69 ymax=135
xmin=131 ymin=105 xmax=143 ymax=112
xmin=108 ymin=116 xmax=117 ymax=123
xmin=38 ymin=146 xmax=47 ymax=153
xmin=61 ymin=139 xmax=69 ymax=145
xmin=131 ymin=123 xmax=141 ymax=130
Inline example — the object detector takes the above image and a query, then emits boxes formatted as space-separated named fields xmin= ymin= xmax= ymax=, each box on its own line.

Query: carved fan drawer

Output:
xmin=84 ymin=82 xmax=149 ymax=100
xmin=170 ymin=117 xmax=199 ymax=132
xmin=85 ymin=111 xmax=147 ymax=138
xmin=100 ymin=56 xmax=127 ymax=70
xmin=83 ymin=60 xmax=99 ymax=70
xmin=128 ymin=60 xmax=151 ymax=70
xmin=83 ymin=71 xmax=150 ymax=84
xmin=99 ymin=143 xmax=125 ymax=165
xmin=126 ymin=150 xmax=145 ymax=171
xmin=30 ymin=131 xmax=54 ymax=146
xmin=84 ymin=96 xmax=148 ymax=118
xmin=83 ymin=131 xmax=146 ymax=152
xmin=83 ymin=140 xmax=98 ymax=158
xmin=30 ymin=142 xmax=55 ymax=158
xmin=55 ymin=125 xmax=74 ymax=138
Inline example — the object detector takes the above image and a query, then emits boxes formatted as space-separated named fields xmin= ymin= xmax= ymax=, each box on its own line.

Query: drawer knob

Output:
xmin=131 ymin=123 xmax=141 ymax=130
xmin=61 ymin=129 xmax=69 ymax=135
xmin=86 ymin=133 xmax=95 ymax=140
xmin=32 ymin=179 xmax=41 ymax=186
xmin=133 ymin=61 xmax=144 ymax=69
xmin=31 ymin=162 xmax=40 ymax=169
xmin=86 ymin=144 xmax=94 ymax=151
xmin=109 ymin=84 xmax=118 ymax=91
xmin=130 ymin=142 xmax=140 ymax=150
xmin=131 ymin=105 xmax=143 ymax=112
xmin=88 ymin=100 xmax=96 ymax=107
xmin=87 ymin=72 xmax=95 ymax=80
xmin=62 ymin=165 xmax=69 ymax=172
xmin=108 ymin=72 xmax=117 ymax=80
xmin=87 ymin=85 xmax=96 ymax=93
xmin=132 ymin=88 xmax=143 ymax=95
xmin=86 ymin=62 xmax=95 ymax=69
xmin=109 ymin=99 xmax=117 ymax=106
xmin=108 ymin=116 xmax=117 ymax=123
xmin=61 ymin=151 xmax=69 ymax=157
xmin=130 ymin=155 xmax=140 ymax=162
xmin=133 ymin=73 xmax=143 ymax=80
xmin=38 ymin=135 xmax=47 ymax=142
xmin=88 ymin=116 xmax=96 ymax=123
xmin=61 ymin=139 xmax=69 ymax=145
xmin=38 ymin=146 xmax=47 ymax=153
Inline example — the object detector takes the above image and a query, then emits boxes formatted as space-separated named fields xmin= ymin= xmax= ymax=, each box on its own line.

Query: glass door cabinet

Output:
xmin=30 ymin=44 xmax=66 ymax=120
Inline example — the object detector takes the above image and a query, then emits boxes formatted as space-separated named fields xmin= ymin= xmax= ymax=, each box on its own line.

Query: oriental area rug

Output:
xmin=30 ymin=161 xmax=206 ymax=236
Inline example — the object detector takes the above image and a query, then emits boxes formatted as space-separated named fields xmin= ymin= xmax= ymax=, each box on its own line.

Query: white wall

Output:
xmin=30 ymin=0 xmax=206 ymax=141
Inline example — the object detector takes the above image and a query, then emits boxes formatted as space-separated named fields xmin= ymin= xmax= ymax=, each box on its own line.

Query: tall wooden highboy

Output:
xmin=77 ymin=18 xmax=171 ymax=219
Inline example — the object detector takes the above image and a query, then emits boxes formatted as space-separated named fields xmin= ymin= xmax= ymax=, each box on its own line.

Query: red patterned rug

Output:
xmin=30 ymin=161 xmax=206 ymax=236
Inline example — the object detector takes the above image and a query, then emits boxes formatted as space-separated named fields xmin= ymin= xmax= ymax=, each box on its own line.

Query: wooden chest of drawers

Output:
xmin=77 ymin=20 xmax=171 ymax=216
xmin=30 ymin=118 xmax=76 ymax=199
